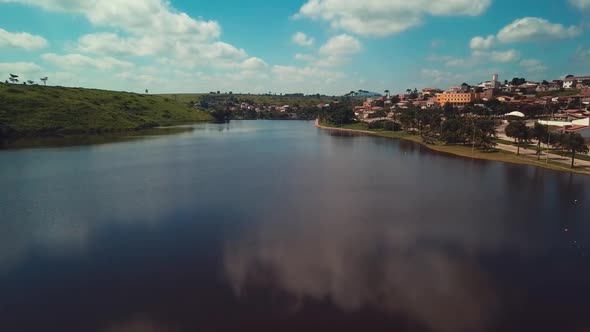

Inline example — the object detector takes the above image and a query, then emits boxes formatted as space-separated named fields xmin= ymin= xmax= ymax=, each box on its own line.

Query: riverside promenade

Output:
xmin=315 ymin=119 xmax=590 ymax=172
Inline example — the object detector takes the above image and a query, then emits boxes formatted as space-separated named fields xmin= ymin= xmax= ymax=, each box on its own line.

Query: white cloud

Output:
xmin=76 ymin=32 xmax=254 ymax=71
xmin=497 ymin=17 xmax=580 ymax=43
xmin=75 ymin=28 xmax=247 ymax=70
xmin=315 ymin=34 xmax=362 ymax=67
xmin=520 ymin=59 xmax=542 ymax=67
xmin=574 ymin=46 xmax=590 ymax=61
xmin=239 ymin=57 xmax=267 ymax=71
xmin=520 ymin=59 xmax=547 ymax=74
xmin=0 ymin=28 xmax=48 ymax=50
xmin=472 ymin=49 xmax=520 ymax=63
xmin=2 ymin=0 xmax=266 ymax=80
xmin=295 ymin=0 xmax=492 ymax=37
xmin=421 ymin=68 xmax=445 ymax=82
xmin=291 ymin=42 xmax=357 ymax=90
xmin=292 ymin=32 xmax=314 ymax=47
xmin=572 ymin=47 xmax=590 ymax=73
xmin=115 ymin=71 xmax=157 ymax=84
xmin=0 ymin=0 xmax=220 ymax=41
xmin=319 ymin=34 xmax=362 ymax=56
xmin=77 ymin=33 xmax=158 ymax=56
xmin=470 ymin=17 xmax=581 ymax=49
xmin=445 ymin=57 xmax=469 ymax=67
xmin=272 ymin=65 xmax=343 ymax=83
xmin=157 ymin=42 xmax=253 ymax=71
xmin=469 ymin=35 xmax=496 ymax=50
xmin=570 ymin=0 xmax=590 ymax=9
xmin=430 ymin=49 xmax=519 ymax=69
xmin=294 ymin=53 xmax=316 ymax=62
xmin=427 ymin=54 xmax=455 ymax=62
xmin=41 ymin=53 xmax=134 ymax=70
xmin=420 ymin=68 xmax=467 ymax=84
xmin=430 ymin=39 xmax=445 ymax=48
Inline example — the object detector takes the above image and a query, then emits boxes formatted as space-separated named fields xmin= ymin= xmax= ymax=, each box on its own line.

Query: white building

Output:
xmin=564 ymin=80 xmax=576 ymax=89
xmin=477 ymin=74 xmax=501 ymax=90
xmin=538 ymin=117 xmax=589 ymax=128
xmin=563 ymin=75 xmax=590 ymax=89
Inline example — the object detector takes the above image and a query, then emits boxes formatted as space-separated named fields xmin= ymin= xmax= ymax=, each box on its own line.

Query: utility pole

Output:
xmin=472 ymin=116 xmax=476 ymax=155
xmin=546 ymin=131 xmax=551 ymax=164
xmin=546 ymin=105 xmax=553 ymax=165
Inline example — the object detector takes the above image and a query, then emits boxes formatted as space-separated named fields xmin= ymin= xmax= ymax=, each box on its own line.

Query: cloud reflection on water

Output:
xmin=103 ymin=317 xmax=176 ymax=332
xmin=224 ymin=205 xmax=499 ymax=332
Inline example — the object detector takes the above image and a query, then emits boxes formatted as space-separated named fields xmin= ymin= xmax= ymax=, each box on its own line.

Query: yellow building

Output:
xmin=436 ymin=92 xmax=477 ymax=107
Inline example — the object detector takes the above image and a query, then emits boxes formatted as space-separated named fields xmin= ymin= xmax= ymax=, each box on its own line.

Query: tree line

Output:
xmin=318 ymin=102 xmax=589 ymax=167
xmin=505 ymin=121 xmax=588 ymax=168
xmin=4 ymin=74 xmax=48 ymax=86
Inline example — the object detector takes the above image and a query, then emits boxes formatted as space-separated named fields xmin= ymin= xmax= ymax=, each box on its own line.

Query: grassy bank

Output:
xmin=497 ymin=138 xmax=590 ymax=162
xmin=537 ymin=89 xmax=581 ymax=97
xmin=0 ymin=83 xmax=212 ymax=137
xmin=319 ymin=121 xmax=590 ymax=175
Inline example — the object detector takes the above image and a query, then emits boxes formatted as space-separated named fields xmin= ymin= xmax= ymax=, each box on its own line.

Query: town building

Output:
xmin=564 ymin=125 xmax=590 ymax=139
xmin=421 ymin=88 xmax=441 ymax=96
xmin=436 ymin=92 xmax=477 ymax=107
xmin=479 ymin=88 xmax=496 ymax=101
xmin=536 ymin=83 xmax=561 ymax=93
xmin=563 ymin=75 xmax=590 ymax=89
xmin=477 ymin=74 xmax=501 ymax=90
xmin=515 ymin=82 xmax=539 ymax=95
xmin=539 ymin=115 xmax=590 ymax=139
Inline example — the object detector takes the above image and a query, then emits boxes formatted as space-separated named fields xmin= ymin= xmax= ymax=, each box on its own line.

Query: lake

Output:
xmin=0 ymin=120 xmax=589 ymax=332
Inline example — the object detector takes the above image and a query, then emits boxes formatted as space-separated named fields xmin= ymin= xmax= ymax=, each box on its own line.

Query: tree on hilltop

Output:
xmin=8 ymin=74 xmax=19 ymax=84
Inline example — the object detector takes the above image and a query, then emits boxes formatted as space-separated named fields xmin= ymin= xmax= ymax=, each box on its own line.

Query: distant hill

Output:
xmin=0 ymin=84 xmax=212 ymax=138
xmin=159 ymin=93 xmax=335 ymax=108
xmin=344 ymin=90 xmax=382 ymax=98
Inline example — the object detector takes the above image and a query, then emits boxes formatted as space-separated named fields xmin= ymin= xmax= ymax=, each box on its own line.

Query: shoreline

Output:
xmin=0 ymin=125 xmax=200 ymax=150
xmin=315 ymin=119 xmax=590 ymax=176
xmin=0 ymin=118 xmax=212 ymax=141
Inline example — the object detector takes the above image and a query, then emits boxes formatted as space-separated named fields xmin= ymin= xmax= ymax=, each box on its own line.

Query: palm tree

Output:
xmin=474 ymin=118 xmax=498 ymax=151
xmin=40 ymin=77 xmax=48 ymax=86
xmin=505 ymin=121 xmax=531 ymax=156
xmin=532 ymin=122 xmax=548 ymax=160
xmin=478 ymin=134 xmax=497 ymax=151
xmin=557 ymin=132 xmax=589 ymax=168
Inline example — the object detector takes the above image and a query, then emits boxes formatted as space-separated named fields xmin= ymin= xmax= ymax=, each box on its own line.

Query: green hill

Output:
xmin=159 ymin=93 xmax=336 ymax=108
xmin=0 ymin=83 xmax=212 ymax=138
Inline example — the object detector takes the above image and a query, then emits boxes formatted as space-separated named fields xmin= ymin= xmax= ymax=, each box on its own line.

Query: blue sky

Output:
xmin=0 ymin=0 xmax=590 ymax=95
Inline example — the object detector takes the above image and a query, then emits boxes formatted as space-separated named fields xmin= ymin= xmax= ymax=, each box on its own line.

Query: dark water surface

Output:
xmin=0 ymin=120 xmax=589 ymax=332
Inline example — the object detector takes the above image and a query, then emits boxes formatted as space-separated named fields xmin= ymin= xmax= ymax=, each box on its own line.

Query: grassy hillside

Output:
xmin=0 ymin=83 xmax=212 ymax=137
xmin=537 ymin=89 xmax=581 ymax=97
